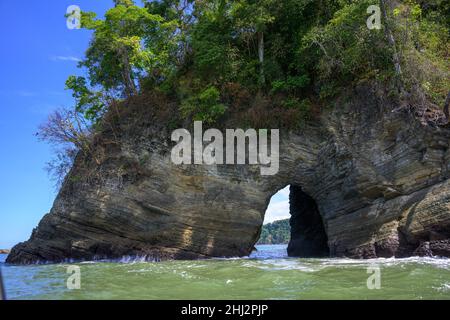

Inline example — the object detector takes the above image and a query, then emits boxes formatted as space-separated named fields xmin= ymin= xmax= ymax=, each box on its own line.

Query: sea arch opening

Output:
xmin=259 ymin=184 xmax=330 ymax=257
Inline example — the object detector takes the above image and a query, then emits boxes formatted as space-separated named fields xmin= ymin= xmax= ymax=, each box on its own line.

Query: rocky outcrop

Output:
xmin=0 ymin=250 xmax=10 ymax=254
xmin=7 ymin=84 xmax=450 ymax=264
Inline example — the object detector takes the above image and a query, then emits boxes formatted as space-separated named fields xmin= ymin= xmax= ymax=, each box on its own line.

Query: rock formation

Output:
xmin=7 ymin=84 xmax=450 ymax=264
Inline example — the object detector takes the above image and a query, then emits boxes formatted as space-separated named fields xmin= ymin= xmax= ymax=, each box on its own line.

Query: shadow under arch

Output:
xmin=288 ymin=185 xmax=329 ymax=257
xmin=258 ymin=184 xmax=329 ymax=258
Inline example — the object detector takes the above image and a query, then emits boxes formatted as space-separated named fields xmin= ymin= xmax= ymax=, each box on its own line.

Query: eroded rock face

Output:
xmin=7 ymin=85 xmax=450 ymax=264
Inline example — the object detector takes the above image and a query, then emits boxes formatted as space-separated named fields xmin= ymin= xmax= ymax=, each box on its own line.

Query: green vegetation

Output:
xmin=41 ymin=0 xmax=449 ymax=184
xmin=66 ymin=0 xmax=448 ymax=121
xmin=258 ymin=219 xmax=290 ymax=244
xmin=180 ymin=86 xmax=227 ymax=124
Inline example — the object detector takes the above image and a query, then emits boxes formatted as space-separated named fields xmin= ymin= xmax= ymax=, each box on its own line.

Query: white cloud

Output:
xmin=50 ymin=55 xmax=81 ymax=62
xmin=0 ymin=90 xmax=67 ymax=98
xmin=264 ymin=185 xmax=291 ymax=224
xmin=16 ymin=90 xmax=37 ymax=97
xmin=278 ymin=186 xmax=290 ymax=197
xmin=264 ymin=199 xmax=290 ymax=224
xmin=0 ymin=90 xmax=37 ymax=97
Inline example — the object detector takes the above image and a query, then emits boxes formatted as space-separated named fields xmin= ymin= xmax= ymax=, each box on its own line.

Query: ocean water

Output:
xmin=1 ymin=245 xmax=449 ymax=300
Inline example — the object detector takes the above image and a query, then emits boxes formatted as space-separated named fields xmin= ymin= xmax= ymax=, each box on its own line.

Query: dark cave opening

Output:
xmin=259 ymin=185 xmax=329 ymax=257
xmin=287 ymin=185 xmax=329 ymax=258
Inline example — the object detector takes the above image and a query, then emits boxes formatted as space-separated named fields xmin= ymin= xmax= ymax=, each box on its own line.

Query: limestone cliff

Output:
xmin=7 ymin=84 xmax=450 ymax=264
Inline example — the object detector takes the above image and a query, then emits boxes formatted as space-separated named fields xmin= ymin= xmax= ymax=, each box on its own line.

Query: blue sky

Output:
xmin=0 ymin=1 xmax=289 ymax=249
xmin=0 ymin=0 xmax=114 ymax=249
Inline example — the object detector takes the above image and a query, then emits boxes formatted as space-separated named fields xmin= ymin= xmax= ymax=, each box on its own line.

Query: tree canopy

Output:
xmin=63 ymin=0 xmax=448 ymax=123
xmin=41 ymin=0 xmax=449 ymax=184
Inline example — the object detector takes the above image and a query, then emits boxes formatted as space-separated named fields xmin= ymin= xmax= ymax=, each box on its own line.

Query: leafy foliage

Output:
xmin=65 ymin=76 xmax=106 ymax=123
xmin=180 ymin=86 xmax=227 ymax=124
xmin=301 ymin=0 xmax=393 ymax=96
xmin=79 ymin=2 xmax=171 ymax=97
xmin=258 ymin=219 xmax=290 ymax=244
xmin=64 ymin=0 xmax=450 ymax=123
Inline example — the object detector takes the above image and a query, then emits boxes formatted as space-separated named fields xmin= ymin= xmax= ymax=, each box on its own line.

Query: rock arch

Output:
xmin=7 ymin=85 xmax=450 ymax=264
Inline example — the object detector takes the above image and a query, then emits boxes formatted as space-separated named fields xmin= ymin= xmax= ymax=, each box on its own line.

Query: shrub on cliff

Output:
xmin=180 ymin=86 xmax=227 ymax=124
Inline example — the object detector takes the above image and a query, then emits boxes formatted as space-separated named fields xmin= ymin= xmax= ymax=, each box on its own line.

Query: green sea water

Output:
xmin=1 ymin=245 xmax=449 ymax=300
